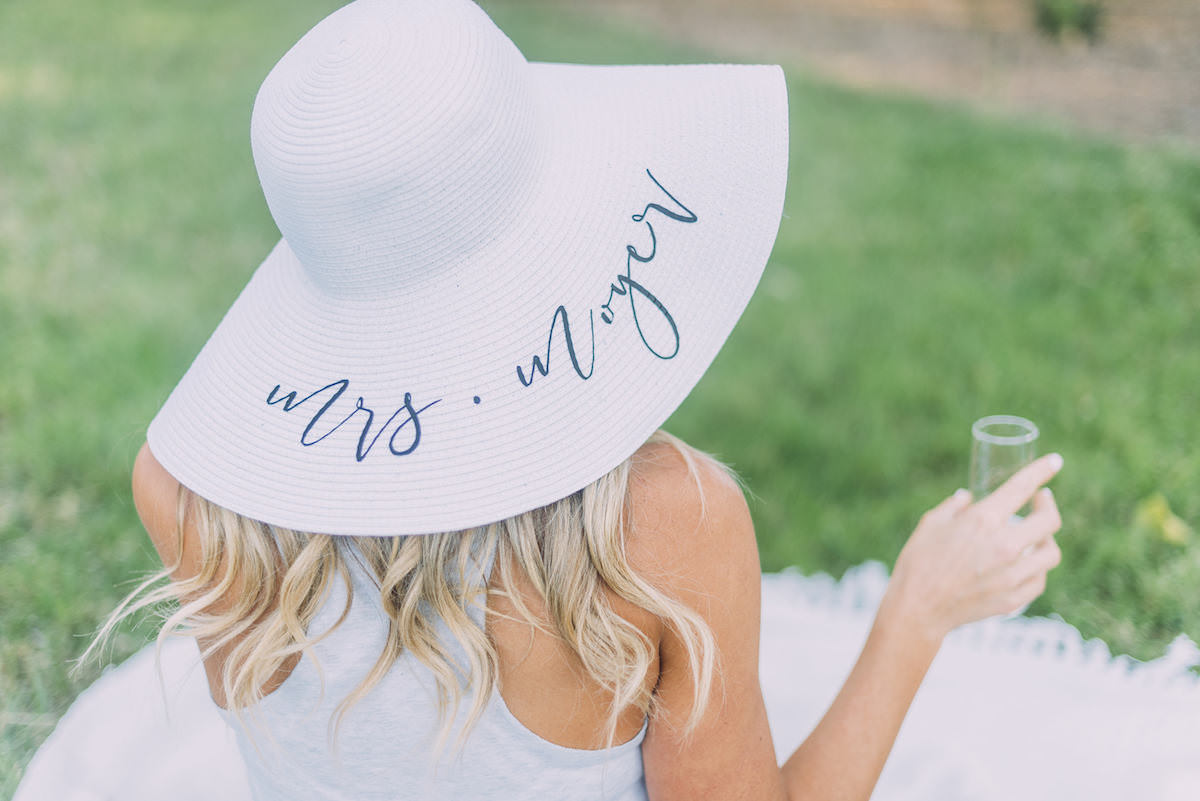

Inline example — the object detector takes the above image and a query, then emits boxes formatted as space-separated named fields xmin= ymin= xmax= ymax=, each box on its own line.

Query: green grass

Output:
xmin=2 ymin=0 xmax=1198 ymax=792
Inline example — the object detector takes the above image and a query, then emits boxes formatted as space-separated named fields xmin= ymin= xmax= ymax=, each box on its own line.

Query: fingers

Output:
xmin=976 ymin=453 xmax=1064 ymax=521
xmin=1005 ymin=571 xmax=1046 ymax=615
xmin=923 ymin=488 xmax=972 ymax=525
xmin=1010 ymin=488 xmax=1063 ymax=553
xmin=983 ymin=489 xmax=1060 ymax=568
xmin=1006 ymin=539 xmax=1061 ymax=607
xmin=1010 ymin=533 xmax=1062 ymax=582
xmin=986 ymin=535 xmax=1061 ymax=616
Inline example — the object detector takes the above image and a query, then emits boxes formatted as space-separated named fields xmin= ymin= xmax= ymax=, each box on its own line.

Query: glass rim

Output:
xmin=972 ymin=415 xmax=1039 ymax=445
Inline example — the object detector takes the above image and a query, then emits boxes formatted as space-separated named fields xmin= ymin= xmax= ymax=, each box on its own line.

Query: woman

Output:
xmin=30 ymin=1 xmax=1071 ymax=798
xmin=125 ymin=435 xmax=1062 ymax=800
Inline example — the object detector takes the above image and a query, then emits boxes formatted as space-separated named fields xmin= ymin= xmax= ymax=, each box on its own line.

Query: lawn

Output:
xmin=2 ymin=0 xmax=1198 ymax=793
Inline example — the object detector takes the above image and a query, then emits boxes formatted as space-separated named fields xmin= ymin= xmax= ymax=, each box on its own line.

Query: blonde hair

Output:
xmin=83 ymin=430 xmax=721 ymax=748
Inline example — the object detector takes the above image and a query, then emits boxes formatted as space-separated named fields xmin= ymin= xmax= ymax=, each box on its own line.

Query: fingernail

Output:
xmin=954 ymin=488 xmax=970 ymax=501
xmin=1047 ymin=453 xmax=1064 ymax=472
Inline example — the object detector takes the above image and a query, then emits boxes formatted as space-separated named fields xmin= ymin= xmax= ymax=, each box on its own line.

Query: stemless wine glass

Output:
xmin=970 ymin=414 xmax=1039 ymax=617
xmin=969 ymin=415 xmax=1039 ymax=512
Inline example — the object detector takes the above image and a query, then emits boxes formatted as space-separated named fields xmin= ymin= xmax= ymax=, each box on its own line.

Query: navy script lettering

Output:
xmin=267 ymin=380 xmax=441 ymax=461
xmin=518 ymin=169 xmax=698 ymax=385
xmin=517 ymin=305 xmax=595 ymax=386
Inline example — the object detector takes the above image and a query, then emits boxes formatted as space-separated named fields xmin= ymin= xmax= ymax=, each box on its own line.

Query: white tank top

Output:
xmin=217 ymin=545 xmax=649 ymax=801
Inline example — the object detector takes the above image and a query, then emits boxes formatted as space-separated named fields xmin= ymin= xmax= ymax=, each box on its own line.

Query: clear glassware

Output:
xmin=970 ymin=415 xmax=1039 ymax=513
xmin=970 ymin=414 xmax=1039 ymax=617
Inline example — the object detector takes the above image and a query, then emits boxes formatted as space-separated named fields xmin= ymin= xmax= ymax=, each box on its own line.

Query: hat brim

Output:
xmin=147 ymin=61 xmax=788 ymax=536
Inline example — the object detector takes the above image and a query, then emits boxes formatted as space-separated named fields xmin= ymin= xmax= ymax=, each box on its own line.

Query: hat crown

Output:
xmin=249 ymin=0 xmax=539 ymax=295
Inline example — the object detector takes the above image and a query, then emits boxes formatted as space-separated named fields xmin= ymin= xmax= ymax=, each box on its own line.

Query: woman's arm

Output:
xmin=635 ymin=449 xmax=1062 ymax=801
xmin=132 ymin=442 xmax=298 ymax=707
xmin=775 ymin=590 xmax=942 ymax=800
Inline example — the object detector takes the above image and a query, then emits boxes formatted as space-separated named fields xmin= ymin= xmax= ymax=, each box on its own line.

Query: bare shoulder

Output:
xmin=630 ymin=437 xmax=779 ymax=798
xmin=131 ymin=443 xmax=281 ymax=707
xmin=625 ymin=436 xmax=759 ymax=604
xmin=131 ymin=441 xmax=186 ymax=573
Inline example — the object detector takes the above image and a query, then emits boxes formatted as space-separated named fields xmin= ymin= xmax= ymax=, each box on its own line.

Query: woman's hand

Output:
xmin=885 ymin=453 xmax=1065 ymax=643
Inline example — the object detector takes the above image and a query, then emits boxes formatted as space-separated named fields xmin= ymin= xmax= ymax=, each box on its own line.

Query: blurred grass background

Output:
xmin=2 ymin=0 xmax=1198 ymax=792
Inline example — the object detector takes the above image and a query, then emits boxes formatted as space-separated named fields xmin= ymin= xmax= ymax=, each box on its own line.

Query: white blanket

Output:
xmin=16 ymin=563 xmax=1200 ymax=800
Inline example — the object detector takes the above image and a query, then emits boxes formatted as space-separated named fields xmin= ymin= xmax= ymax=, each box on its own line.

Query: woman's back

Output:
xmin=132 ymin=436 xmax=756 ymax=800
xmin=224 ymin=543 xmax=649 ymax=801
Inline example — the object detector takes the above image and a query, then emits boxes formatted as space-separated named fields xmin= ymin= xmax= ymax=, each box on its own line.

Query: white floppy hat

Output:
xmin=147 ymin=0 xmax=789 ymax=536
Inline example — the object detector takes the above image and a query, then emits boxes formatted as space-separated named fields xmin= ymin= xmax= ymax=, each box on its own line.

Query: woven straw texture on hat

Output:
xmin=147 ymin=0 xmax=789 ymax=536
